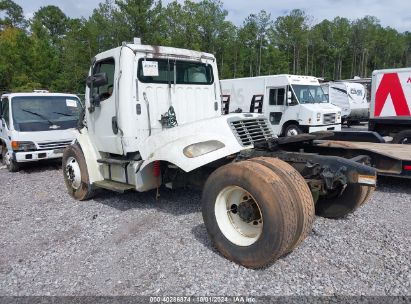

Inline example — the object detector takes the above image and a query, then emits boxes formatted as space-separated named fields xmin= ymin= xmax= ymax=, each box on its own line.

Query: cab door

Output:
xmin=0 ymin=97 xmax=11 ymax=147
xmin=265 ymin=87 xmax=286 ymax=135
xmin=86 ymin=57 xmax=123 ymax=155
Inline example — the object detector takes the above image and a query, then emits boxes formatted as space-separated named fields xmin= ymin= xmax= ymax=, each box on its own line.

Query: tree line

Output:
xmin=1 ymin=0 xmax=410 ymax=94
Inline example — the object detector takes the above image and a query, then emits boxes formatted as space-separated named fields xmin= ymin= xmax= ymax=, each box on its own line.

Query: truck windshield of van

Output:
xmin=292 ymin=85 xmax=328 ymax=104
xmin=137 ymin=58 xmax=213 ymax=85
xmin=11 ymin=96 xmax=81 ymax=132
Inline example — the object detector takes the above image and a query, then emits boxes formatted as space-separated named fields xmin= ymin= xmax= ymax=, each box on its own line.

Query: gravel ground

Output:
xmin=0 ymin=162 xmax=410 ymax=296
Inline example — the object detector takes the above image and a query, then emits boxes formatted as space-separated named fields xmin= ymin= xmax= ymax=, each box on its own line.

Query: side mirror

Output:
xmin=86 ymin=72 xmax=108 ymax=88
xmin=287 ymin=91 xmax=292 ymax=104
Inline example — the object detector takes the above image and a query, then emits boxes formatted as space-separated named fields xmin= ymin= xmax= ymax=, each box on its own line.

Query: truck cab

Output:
xmin=0 ymin=92 xmax=80 ymax=171
xmin=62 ymin=42 xmax=377 ymax=269
xmin=221 ymin=75 xmax=342 ymax=136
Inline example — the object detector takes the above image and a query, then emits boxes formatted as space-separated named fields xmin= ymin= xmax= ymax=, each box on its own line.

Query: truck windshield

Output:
xmin=11 ymin=96 xmax=81 ymax=132
xmin=137 ymin=58 xmax=213 ymax=85
xmin=291 ymin=85 xmax=328 ymax=104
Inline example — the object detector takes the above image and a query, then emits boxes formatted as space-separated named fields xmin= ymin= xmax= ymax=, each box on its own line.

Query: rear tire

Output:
xmin=202 ymin=161 xmax=298 ymax=268
xmin=360 ymin=186 xmax=375 ymax=206
xmin=392 ymin=130 xmax=411 ymax=144
xmin=315 ymin=184 xmax=372 ymax=218
xmin=62 ymin=144 xmax=95 ymax=200
xmin=249 ymin=157 xmax=315 ymax=253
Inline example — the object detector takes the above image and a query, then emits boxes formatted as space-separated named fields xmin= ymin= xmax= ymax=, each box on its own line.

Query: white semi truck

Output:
xmin=61 ymin=42 xmax=381 ymax=268
xmin=220 ymin=75 xmax=342 ymax=136
xmin=369 ymin=67 xmax=411 ymax=144
xmin=0 ymin=92 xmax=80 ymax=171
xmin=321 ymin=81 xmax=369 ymax=125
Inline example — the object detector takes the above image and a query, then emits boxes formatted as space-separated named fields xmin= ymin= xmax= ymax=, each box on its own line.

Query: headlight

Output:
xmin=337 ymin=111 xmax=341 ymax=120
xmin=183 ymin=140 xmax=225 ymax=158
xmin=11 ymin=141 xmax=36 ymax=152
xmin=316 ymin=113 xmax=321 ymax=122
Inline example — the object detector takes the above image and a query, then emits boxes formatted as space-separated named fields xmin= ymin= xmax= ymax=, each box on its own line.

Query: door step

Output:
xmin=93 ymin=180 xmax=135 ymax=193
xmin=97 ymin=158 xmax=130 ymax=166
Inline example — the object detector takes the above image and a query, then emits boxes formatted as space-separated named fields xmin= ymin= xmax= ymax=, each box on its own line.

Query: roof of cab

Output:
xmin=1 ymin=92 xmax=80 ymax=99
xmin=96 ymin=44 xmax=216 ymax=62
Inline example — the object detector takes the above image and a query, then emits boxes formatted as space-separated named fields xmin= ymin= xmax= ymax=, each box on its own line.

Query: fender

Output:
xmin=139 ymin=114 xmax=260 ymax=172
xmin=75 ymin=129 xmax=104 ymax=183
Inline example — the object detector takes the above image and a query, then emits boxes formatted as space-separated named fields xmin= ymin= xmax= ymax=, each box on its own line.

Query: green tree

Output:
xmin=274 ymin=9 xmax=310 ymax=74
xmin=0 ymin=0 xmax=26 ymax=30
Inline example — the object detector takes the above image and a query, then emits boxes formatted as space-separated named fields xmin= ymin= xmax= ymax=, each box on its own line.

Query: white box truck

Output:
xmin=369 ymin=67 xmax=411 ymax=144
xmin=321 ymin=81 xmax=369 ymax=125
xmin=0 ymin=92 xmax=80 ymax=171
xmin=220 ymin=75 xmax=342 ymax=136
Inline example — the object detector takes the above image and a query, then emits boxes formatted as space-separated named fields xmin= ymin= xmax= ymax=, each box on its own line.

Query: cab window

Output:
xmin=92 ymin=58 xmax=115 ymax=102
xmin=1 ymin=97 xmax=10 ymax=128
xmin=269 ymin=88 xmax=285 ymax=106
xmin=137 ymin=58 xmax=214 ymax=85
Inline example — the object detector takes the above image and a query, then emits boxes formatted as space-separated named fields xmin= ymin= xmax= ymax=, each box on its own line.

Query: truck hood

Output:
xmin=12 ymin=128 xmax=77 ymax=144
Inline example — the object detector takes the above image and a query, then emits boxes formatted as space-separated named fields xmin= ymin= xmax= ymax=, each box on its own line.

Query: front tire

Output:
xmin=284 ymin=124 xmax=303 ymax=136
xmin=2 ymin=145 xmax=19 ymax=172
xmin=315 ymin=184 xmax=373 ymax=218
xmin=202 ymin=161 xmax=298 ymax=268
xmin=62 ymin=144 xmax=95 ymax=200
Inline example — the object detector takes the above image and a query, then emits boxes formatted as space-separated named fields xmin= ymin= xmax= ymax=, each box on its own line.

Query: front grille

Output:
xmin=229 ymin=118 xmax=274 ymax=146
xmin=37 ymin=140 xmax=73 ymax=150
xmin=323 ymin=113 xmax=336 ymax=124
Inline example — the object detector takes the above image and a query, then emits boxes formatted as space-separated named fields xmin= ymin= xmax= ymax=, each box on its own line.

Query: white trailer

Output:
xmin=61 ymin=42 xmax=380 ymax=268
xmin=0 ymin=92 xmax=80 ymax=171
xmin=321 ymin=81 xmax=369 ymax=125
xmin=221 ymin=75 xmax=342 ymax=136
xmin=369 ymin=67 xmax=411 ymax=144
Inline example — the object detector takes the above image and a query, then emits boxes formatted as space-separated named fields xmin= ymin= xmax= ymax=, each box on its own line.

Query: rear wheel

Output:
xmin=249 ymin=157 xmax=315 ymax=253
xmin=392 ymin=130 xmax=411 ymax=144
xmin=202 ymin=161 xmax=298 ymax=268
xmin=315 ymin=184 xmax=372 ymax=218
xmin=62 ymin=144 xmax=95 ymax=200
xmin=1 ymin=145 xmax=19 ymax=172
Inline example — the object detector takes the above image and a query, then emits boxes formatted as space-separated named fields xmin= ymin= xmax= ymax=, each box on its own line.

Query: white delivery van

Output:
xmin=369 ymin=68 xmax=411 ymax=144
xmin=0 ymin=92 xmax=81 ymax=171
xmin=221 ymin=75 xmax=342 ymax=136
xmin=321 ymin=81 xmax=369 ymax=125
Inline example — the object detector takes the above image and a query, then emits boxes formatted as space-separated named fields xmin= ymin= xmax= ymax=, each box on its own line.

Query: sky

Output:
xmin=12 ymin=0 xmax=411 ymax=33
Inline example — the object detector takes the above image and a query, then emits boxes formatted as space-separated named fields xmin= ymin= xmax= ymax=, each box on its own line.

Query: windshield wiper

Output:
xmin=52 ymin=111 xmax=75 ymax=117
xmin=20 ymin=109 xmax=55 ymax=125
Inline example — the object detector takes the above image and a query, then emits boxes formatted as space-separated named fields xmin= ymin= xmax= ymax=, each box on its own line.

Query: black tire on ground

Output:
xmin=202 ymin=161 xmax=298 ymax=268
xmin=62 ymin=143 xmax=95 ymax=200
xmin=392 ymin=130 xmax=411 ymax=144
xmin=315 ymin=184 xmax=371 ymax=219
xmin=2 ymin=145 xmax=19 ymax=172
xmin=360 ymin=186 xmax=375 ymax=206
xmin=249 ymin=157 xmax=315 ymax=253
xmin=284 ymin=124 xmax=303 ymax=136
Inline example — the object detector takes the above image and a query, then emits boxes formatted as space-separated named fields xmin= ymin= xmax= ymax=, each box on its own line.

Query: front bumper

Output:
xmin=309 ymin=124 xmax=341 ymax=133
xmin=13 ymin=148 xmax=65 ymax=163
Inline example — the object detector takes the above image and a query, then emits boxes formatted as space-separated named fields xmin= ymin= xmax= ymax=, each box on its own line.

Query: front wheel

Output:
xmin=62 ymin=144 xmax=95 ymax=200
xmin=202 ymin=161 xmax=298 ymax=268
xmin=284 ymin=124 xmax=302 ymax=136
xmin=2 ymin=145 xmax=19 ymax=172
